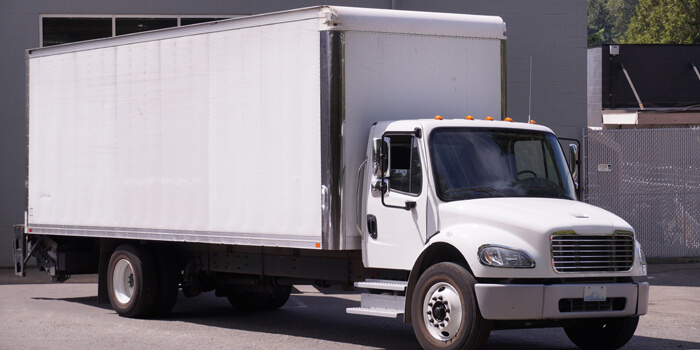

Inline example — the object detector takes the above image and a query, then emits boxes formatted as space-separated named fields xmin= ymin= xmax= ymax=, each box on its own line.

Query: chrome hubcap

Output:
xmin=423 ymin=282 xmax=463 ymax=341
xmin=112 ymin=259 xmax=135 ymax=304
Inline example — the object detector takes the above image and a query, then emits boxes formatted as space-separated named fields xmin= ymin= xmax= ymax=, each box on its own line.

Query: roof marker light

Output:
xmin=529 ymin=120 xmax=537 ymax=124
xmin=504 ymin=117 xmax=513 ymax=122
xmin=485 ymin=116 xmax=494 ymax=121
xmin=466 ymin=115 xmax=474 ymax=120
xmin=435 ymin=115 xmax=443 ymax=120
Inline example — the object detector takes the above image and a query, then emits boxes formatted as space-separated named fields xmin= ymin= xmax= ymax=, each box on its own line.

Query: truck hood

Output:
xmin=438 ymin=197 xmax=633 ymax=236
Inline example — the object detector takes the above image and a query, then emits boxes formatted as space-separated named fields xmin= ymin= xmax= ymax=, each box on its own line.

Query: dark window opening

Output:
xmin=389 ymin=135 xmax=422 ymax=195
xmin=181 ymin=18 xmax=227 ymax=26
xmin=115 ymin=18 xmax=178 ymax=36
xmin=42 ymin=17 xmax=112 ymax=47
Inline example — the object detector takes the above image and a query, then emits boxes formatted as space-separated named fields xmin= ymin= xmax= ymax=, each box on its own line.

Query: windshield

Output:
xmin=429 ymin=127 xmax=576 ymax=201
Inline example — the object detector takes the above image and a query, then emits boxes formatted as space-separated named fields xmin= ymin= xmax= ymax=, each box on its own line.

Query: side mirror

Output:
xmin=373 ymin=137 xmax=391 ymax=177
xmin=568 ymin=143 xmax=579 ymax=191
xmin=568 ymin=143 xmax=579 ymax=179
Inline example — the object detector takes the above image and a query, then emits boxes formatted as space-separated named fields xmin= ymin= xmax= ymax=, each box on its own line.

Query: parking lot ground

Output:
xmin=1 ymin=263 xmax=699 ymax=349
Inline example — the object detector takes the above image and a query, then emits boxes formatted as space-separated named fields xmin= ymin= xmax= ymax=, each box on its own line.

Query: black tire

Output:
xmin=259 ymin=285 xmax=292 ymax=310
xmin=107 ymin=244 xmax=158 ymax=318
xmin=564 ymin=316 xmax=639 ymax=350
xmin=227 ymin=285 xmax=292 ymax=311
xmin=411 ymin=262 xmax=491 ymax=350
xmin=150 ymin=248 xmax=179 ymax=318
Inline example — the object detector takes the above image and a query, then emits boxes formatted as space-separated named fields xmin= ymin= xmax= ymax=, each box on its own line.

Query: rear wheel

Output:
xmin=411 ymin=262 xmax=491 ymax=350
xmin=564 ymin=316 xmax=639 ymax=350
xmin=150 ymin=249 xmax=179 ymax=317
xmin=107 ymin=244 xmax=157 ymax=318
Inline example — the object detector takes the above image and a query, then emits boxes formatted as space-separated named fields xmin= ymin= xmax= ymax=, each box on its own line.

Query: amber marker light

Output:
xmin=529 ymin=120 xmax=537 ymax=124
xmin=485 ymin=116 xmax=494 ymax=121
xmin=504 ymin=117 xmax=513 ymax=122
xmin=466 ymin=115 xmax=474 ymax=120
xmin=435 ymin=115 xmax=443 ymax=120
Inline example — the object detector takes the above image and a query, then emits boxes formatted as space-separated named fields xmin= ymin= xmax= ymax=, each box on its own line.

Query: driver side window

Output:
xmin=388 ymin=135 xmax=422 ymax=195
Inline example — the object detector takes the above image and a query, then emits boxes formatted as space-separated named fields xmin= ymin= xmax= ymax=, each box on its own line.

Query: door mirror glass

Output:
xmin=568 ymin=143 xmax=579 ymax=179
xmin=373 ymin=137 xmax=391 ymax=177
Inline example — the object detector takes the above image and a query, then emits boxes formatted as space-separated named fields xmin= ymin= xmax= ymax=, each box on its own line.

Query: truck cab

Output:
xmin=354 ymin=117 xmax=648 ymax=349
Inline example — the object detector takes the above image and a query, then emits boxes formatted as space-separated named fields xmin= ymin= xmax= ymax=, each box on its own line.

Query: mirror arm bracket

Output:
xmin=379 ymin=175 xmax=416 ymax=211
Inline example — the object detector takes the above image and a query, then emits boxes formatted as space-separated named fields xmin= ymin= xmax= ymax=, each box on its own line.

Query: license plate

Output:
xmin=584 ymin=285 xmax=607 ymax=302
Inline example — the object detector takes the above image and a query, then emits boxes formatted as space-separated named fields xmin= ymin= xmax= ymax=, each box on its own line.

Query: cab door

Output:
xmin=363 ymin=130 xmax=428 ymax=270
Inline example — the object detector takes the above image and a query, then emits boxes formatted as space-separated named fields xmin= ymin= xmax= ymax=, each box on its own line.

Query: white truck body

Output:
xmin=18 ymin=6 xmax=647 ymax=350
xmin=27 ymin=6 xmax=504 ymax=251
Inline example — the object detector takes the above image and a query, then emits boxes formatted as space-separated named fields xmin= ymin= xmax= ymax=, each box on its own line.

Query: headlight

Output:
xmin=478 ymin=245 xmax=536 ymax=268
xmin=637 ymin=241 xmax=647 ymax=275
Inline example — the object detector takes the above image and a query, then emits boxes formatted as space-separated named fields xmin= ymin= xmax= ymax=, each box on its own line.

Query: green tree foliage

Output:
xmin=588 ymin=0 xmax=611 ymax=45
xmin=588 ymin=0 xmax=639 ymax=45
xmin=625 ymin=0 xmax=700 ymax=43
xmin=606 ymin=0 xmax=639 ymax=39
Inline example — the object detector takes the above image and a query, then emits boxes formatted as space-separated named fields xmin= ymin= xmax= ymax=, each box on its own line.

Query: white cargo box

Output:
xmin=26 ymin=6 xmax=506 ymax=250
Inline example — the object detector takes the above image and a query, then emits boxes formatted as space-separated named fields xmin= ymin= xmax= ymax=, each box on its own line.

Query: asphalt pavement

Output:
xmin=0 ymin=263 xmax=698 ymax=349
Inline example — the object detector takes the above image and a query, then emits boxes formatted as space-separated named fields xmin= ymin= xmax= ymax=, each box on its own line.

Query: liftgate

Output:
xmin=584 ymin=128 xmax=700 ymax=259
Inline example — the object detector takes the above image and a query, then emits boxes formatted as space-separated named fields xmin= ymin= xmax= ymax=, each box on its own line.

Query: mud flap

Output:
xmin=12 ymin=225 xmax=26 ymax=277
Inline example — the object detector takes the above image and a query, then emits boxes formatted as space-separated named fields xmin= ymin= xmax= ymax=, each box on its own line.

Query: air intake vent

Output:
xmin=551 ymin=233 xmax=634 ymax=273
xmin=558 ymin=297 xmax=627 ymax=312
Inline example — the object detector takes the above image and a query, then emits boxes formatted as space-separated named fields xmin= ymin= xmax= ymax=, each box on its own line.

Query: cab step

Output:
xmin=346 ymin=279 xmax=408 ymax=318
xmin=354 ymin=279 xmax=408 ymax=291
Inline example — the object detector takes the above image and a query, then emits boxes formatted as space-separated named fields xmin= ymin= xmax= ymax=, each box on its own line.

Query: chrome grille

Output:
xmin=551 ymin=233 xmax=634 ymax=272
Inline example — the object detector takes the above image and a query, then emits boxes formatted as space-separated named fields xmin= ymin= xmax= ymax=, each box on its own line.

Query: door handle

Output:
xmin=367 ymin=215 xmax=378 ymax=239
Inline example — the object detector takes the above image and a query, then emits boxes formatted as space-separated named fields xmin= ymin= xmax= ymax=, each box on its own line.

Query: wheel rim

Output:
xmin=422 ymin=282 xmax=463 ymax=342
xmin=112 ymin=258 xmax=135 ymax=305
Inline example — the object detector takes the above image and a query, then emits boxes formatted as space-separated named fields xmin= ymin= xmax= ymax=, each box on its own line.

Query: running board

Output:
xmin=346 ymin=279 xmax=407 ymax=318
xmin=355 ymin=279 xmax=408 ymax=291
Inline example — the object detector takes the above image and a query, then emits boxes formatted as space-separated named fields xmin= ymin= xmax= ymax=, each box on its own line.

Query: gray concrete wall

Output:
xmin=587 ymin=47 xmax=603 ymax=128
xmin=0 ymin=0 xmax=586 ymax=267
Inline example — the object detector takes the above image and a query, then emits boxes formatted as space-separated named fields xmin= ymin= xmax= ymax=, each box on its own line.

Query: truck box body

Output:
xmin=27 ymin=6 xmax=506 ymax=250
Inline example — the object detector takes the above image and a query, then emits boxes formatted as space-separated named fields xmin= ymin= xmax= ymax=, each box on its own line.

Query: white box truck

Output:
xmin=14 ymin=6 xmax=648 ymax=350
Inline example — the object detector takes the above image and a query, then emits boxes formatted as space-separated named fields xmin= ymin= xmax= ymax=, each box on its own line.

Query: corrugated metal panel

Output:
xmin=27 ymin=18 xmax=324 ymax=248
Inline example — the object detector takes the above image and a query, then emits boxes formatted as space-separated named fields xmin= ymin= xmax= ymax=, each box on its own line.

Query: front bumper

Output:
xmin=474 ymin=282 xmax=649 ymax=320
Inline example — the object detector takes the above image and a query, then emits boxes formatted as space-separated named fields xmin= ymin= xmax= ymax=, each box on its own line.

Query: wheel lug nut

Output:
xmin=438 ymin=296 xmax=443 ymax=301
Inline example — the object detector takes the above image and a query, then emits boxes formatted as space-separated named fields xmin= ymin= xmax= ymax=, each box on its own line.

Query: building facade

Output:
xmin=0 ymin=0 xmax=586 ymax=266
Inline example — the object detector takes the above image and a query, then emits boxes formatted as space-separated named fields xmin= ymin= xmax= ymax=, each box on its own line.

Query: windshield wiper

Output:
xmin=444 ymin=187 xmax=506 ymax=197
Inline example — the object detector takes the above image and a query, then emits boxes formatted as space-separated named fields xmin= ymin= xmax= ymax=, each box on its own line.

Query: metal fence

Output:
xmin=584 ymin=128 xmax=700 ymax=259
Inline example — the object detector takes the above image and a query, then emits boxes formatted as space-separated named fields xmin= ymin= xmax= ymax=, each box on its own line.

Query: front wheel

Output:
xmin=564 ymin=316 xmax=639 ymax=350
xmin=411 ymin=262 xmax=491 ymax=350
